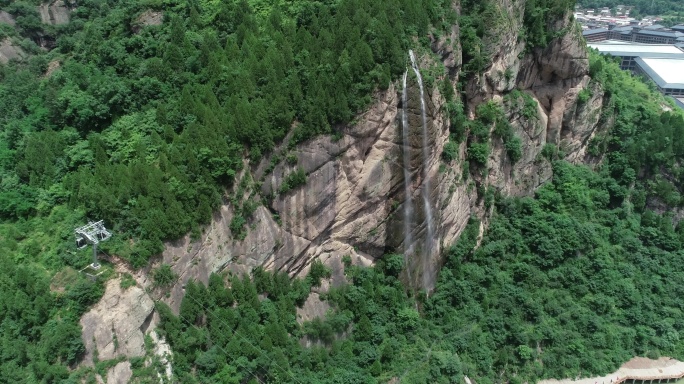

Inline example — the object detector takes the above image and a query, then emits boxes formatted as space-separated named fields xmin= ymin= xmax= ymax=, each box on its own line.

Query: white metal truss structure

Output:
xmin=75 ymin=220 xmax=111 ymax=269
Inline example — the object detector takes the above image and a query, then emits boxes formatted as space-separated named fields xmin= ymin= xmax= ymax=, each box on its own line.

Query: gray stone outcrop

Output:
xmin=80 ymin=279 xmax=155 ymax=364
xmin=38 ymin=0 xmax=70 ymax=25
xmin=106 ymin=361 xmax=133 ymax=384
xmin=0 ymin=38 xmax=25 ymax=64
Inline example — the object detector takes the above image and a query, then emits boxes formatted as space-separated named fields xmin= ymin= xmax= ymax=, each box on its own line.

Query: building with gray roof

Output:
xmin=590 ymin=42 xmax=684 ymax=109
xmin=604 ymin=25 xmax=682 ymax=44
xmin=675 ymin=97 xmax=684 ymax=109
xmin=588 ymin=42 xmax=684 ymax=70
xmin=583 ymin=28 xmax=608 ymax=42
xmin=634 ymin=57 xmax=684 ymax=97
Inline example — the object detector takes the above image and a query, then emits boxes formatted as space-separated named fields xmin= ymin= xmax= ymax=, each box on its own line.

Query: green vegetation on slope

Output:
xmin=0 ymin=0 xmax=456 ymax=268
xmin=0 ymin=0 xmax=455 ymax=380
xmin=156 ymin=161 xmax=684 ymax=383
xmin=5 ymin=0 xmax=684 ymax=382
xmin=156 ymin=49 xmax=684 ymax=384
xmin=0 ymin=259 xmax=104 ymax=382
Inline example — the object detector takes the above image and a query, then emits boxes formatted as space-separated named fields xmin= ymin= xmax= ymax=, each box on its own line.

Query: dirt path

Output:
xmin=539 ymin=357 xmax=684 ymax=384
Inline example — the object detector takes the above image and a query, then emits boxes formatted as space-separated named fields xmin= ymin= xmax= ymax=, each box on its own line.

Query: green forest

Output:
xmin=2 ymin=0 xmax=684 ymax=382
xmin=0 ymin=0 xmax=458 ymax=269
xmin=154 ymin=50 xmax=684 ymax=383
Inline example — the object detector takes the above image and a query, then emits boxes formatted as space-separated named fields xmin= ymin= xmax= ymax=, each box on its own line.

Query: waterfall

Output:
xmin=409 ymin=50 xmax=435 ymax=288
xmin=401 ymin=71 xmax=413 ymax=281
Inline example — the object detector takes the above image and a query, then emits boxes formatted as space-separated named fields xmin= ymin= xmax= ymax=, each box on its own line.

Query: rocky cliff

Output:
xmin=80 ymin=275 xmax=173 ymax=383
xmin=81 ymin=1 xmax=608 ymax=377
xmin=155 ymin=5 xmax=602 ymax=302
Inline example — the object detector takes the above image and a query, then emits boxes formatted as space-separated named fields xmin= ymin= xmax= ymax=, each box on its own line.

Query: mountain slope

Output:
xmin=2 ymin=0 xmax=684 ymax=382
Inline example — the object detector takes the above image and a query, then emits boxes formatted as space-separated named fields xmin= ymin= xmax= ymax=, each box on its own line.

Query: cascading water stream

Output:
xmin=409 ymin=50 xmax=435 ymax=286
xmin=401 ymin=71 xmax=413 ymax=282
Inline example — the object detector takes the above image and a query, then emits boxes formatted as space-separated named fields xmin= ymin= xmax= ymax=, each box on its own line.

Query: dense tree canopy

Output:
xmin=3 ymin=0 xmax=684 ymax=382
xmin=155 ymin=160 xmax=684 ymax=383
xmin=0 ymin=0 xmax=456 ymax=267
xmin=155 ymin=45 xmax=684 ymax=384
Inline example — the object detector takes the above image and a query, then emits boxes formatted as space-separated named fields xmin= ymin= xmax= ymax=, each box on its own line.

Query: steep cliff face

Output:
xmin=155 ymin=9 xmax=602 ymax=304
xmin=78 ymin=1 xmax=611 ymax=377
xmin=464 ymin=5 xmax=597 ymax=193
xmin=79 ymin=268 xmax=172 ymax=383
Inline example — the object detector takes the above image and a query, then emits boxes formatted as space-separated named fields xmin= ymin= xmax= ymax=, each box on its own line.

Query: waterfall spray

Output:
xmin=409 ymin=50 xmax=435 ymax=288
xmin=401 ymin=71 xmax=413 ymax=282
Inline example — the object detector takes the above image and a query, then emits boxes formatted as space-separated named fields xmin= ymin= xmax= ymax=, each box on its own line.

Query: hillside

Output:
xmin=2 ymin=0 xmax=684 ymax=383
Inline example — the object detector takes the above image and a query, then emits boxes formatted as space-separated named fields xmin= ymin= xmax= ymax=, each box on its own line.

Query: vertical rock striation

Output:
xmin=151 ymin=0 xmax=603 ymax=301
xmin=80 ymin=1 xmax=612 ymax=375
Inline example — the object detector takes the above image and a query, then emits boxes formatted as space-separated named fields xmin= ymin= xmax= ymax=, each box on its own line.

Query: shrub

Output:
xmin=494 ymin=119 xmax=513 ymax=138
xmin=66 ymin=279 xmax=106 ymax=315
xmin=476 ymin=101 xmax=503 ymax=125
xmin=286 ymin=152 xmax=298 ymax=165
xmin=505 ymin=136 xmax=523 ymax=163
xmin=230 ymin=214 xmax=247 ymax=239
xmin=120 ymin=273 xmax=136 ymax=290
xmin=442 ymin=141 xmax=459 ymax=162
xmin=462 ymin=160 xmax=470 ymax=180
xmin=521 ymin=93 xmax=539 ymax=120
xmin=468 ymin=142 xmax=490 ymax=165
xmin=541 ymin=143 xmax=558 ymax=160
xmin=446 ymin=101 xmax=467 ymax=143
xmin=577 ymin=88 xmax=592 ymax=105
xmin=307 ymin=259 xmax=332 ymax=287
xmin=153 ymin=264 xmax=177 ymax=288
xmin=280 ymin=168 xmax=307 ymax=194
xmin=468 ymin=120 xmax=490 ymax=140
xmin=380 ymin=254 xmax=405 ymax=277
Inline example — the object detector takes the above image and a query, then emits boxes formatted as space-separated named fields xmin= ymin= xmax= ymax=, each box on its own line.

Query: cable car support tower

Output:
xmin=75 ymin=220 xmax=111 ymax=270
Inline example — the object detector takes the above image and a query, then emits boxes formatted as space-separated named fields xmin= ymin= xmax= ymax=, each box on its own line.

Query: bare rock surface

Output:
xmin=44 ymin=60 xmax=60 ymax=77
xmin=80 ymin=278 xmax=155 ymax=364
xmin=477 ymin=16 xmax=598 ymax=205
xmin=38 ymin=0 xmax=70 ymax=25
xmin=132 ymin=10 xmax=163 ymax=33
xmin=0 ymin=11 xmax=15 ymax=26
xmin=0 ymin=38 xmax=25 ymax=64
xmin=149 ymin=328 xmax=173 ymax=380
xmin=155 ymin=3 xmax=603 ymax=303
xmin=75 ymin=5 xmax=615 ymax=383
xmin=106 ymin=361 xmax=133 ymax=384
xmin=431 ymin=1 xmax=461 ymax=73
xmin=297 ymin=280 xmax=330 ymax=324
xmin=82 ymin=11 xmax=607 ymax=379
xmin=160 ymin=84 xmax=412 ymax=309
xmin=159 ymin=73 xmax=469 ymax=297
